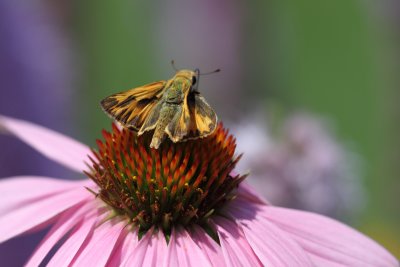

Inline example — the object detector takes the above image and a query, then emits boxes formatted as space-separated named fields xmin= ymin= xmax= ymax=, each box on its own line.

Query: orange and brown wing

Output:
xmin=187 ymin=92 xmax=217 ymax=138
xmin=165 ymin=91 xmax=217 ymax=142
xmin=100 ymin=81 xmax=167 ymax=131
xmin=165 ymin=104 xmax=190 ymax=143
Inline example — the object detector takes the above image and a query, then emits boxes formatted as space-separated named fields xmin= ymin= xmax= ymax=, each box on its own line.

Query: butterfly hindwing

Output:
xmin=138 ymin=100 xmax=164 ymax=135
xmin=165 ymin=104 xmax=189 ymax=142
xmin=187 ymin=92 xmax=217 ymax=138
xmin=100 ymin=81 xmax=167 ymax=130
xmin=165 ymin=91 xmax=217 ymax=142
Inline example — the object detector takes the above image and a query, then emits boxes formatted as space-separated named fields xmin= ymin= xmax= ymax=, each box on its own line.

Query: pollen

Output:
xmin=85 ymin=123 xmax=246 ymax=235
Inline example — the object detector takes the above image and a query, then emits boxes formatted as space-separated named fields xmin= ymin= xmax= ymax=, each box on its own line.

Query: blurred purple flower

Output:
xmin=0 ymin=2 xmax=76 ymax=176
xmin=0 ymin=2 xmax=75 ymax=266
xmin=231 ymin=112 xmax=365 ymax=221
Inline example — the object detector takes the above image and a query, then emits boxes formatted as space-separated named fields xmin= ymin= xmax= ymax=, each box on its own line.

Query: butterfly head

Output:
xmin=173 ymin=69 xmax=199 ymax=91
xmin=173 ymin=67 xmax=220 ymax=92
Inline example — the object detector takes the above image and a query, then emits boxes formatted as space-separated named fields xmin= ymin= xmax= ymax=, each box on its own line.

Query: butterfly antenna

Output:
xmin=199 ymin=68 xmax=221 ymax=76
xmin=171 ymin=60 xmax=178 ymax=72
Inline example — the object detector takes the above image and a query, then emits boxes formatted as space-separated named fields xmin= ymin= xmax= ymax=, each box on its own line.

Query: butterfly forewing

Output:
xmin=100 ymin=81 xmax=167 ymax=130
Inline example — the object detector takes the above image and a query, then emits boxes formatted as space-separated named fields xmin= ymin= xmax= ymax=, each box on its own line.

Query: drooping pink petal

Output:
xmin=47 ymin=213 xmax=98 ymax=266
xmin=0 ymin=115 xmax=91 ymax=173
xmin=72 ymin=219 xmax=126 ymax=266
xmin=190 ymin=226 xmax=226 ymax=267
xmin=106 ymin=228 xmax=139 ymax=266
xmin=120 ymin=228 xmax=156 ymax=266
xmin=228 ymin=200 xmax=313 ymax=266
xmin=0 ymin=183 xmax=92 ymax=244
xmin=162 ymin=227 xmax=214 ymax=267
xmin=262 ymin=206 xmax=399 ymax=267
xmin=124 ymin=229 xmax=168 ymax=267
xmin=236 ymin=181 xmax=268 ymax=205
xmin=0 ymin=176 xmax=92 ymax=214
xmin=308 ymin=254 xmax=347 ymax=267
xmin=25 ymin=201 xmax=97 ymax=267
xmin=214 ymin=216 xmax=263 ymax=267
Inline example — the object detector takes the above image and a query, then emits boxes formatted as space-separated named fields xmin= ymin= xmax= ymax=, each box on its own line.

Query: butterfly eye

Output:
xmin=192 ymin=76 xmax=197 ymax=85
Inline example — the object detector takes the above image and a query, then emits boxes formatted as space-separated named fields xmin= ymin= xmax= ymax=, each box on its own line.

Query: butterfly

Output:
xmin=100 ymin=68 xmax=218 ymax=149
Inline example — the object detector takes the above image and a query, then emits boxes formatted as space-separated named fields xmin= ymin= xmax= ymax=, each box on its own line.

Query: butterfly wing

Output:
xmin=100 ymin=81 xmax=167 ymax=131
xmin=165 ymin=104 xmax=189 ymax=142
xmin=187 ymin=92 xmax=217 ymax=138
xmin=165 ymin=91 xmax=217 ymax=142
xmin=138 ymin=100 xmax=164 ymax=134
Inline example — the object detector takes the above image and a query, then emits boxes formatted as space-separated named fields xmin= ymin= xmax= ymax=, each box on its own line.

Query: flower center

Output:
xmin=85 ymin=123 xmax=246 ymax=236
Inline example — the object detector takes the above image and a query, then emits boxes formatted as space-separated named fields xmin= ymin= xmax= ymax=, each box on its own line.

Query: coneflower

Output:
xmin=0 ymin=115 xmax=398 ymax=266
xmin=86 ymin=123 xmax=245 ymax=237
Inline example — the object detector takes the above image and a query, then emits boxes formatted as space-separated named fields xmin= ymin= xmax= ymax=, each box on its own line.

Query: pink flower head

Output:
xmin=0 ymin=115 xmax=398 ymax=266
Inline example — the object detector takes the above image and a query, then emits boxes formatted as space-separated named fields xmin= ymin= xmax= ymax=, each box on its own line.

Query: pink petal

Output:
xmin=130 ymin=229 xmax=168 ymax=267
xmin=0 ymin=176 xmax=92 ymax=214
xmin=190 ymin=226 xmax=226 ymax=267
xmin=262 ymin=207 xmax=399 ymax=267
xmin=121 ymin=228 xmax=157 ymax=266
xmin=214 ymin=216 xmax=263 ymax=267
xmin=26 ymin=201 xmax=96 ymax=267
xmin=143 ymin=230 xmax=168 ymax=267
xmin=163 ymin=227 xmax=213 ymax=267
xmin=0 ymin=115 xmax=91 ymax=173
xmin=308 ymin=254 xmax=347 ymax=267
xmin=228 ymin=200 xmax=313 ymax=266
xmin=47 ymin=213 xmax=99 ymax=266
xmin=72 ymin=219 xmax=126 ymax=266
xmin=236 ymin=181 xmax=268 ymax=205
xmin=0 ymin=184 xmax=92 ymax=243
xmin=106 ymin=228 xmax=139 ymax=266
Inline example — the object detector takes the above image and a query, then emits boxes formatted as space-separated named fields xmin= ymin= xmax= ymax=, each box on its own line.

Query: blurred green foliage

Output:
xmin=258 ymin=0 xmax=399 ymax=255
xmin=72 ymin=1 xmax=159 ymax=144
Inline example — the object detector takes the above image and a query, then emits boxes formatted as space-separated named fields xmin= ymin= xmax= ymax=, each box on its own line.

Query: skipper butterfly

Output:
xmin=101 ymin=68 xmax=218 ymax=149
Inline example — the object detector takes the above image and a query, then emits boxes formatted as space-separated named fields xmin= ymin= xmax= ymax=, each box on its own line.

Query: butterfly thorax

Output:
xmin=163 ymin=78 xmax=191 ymax=104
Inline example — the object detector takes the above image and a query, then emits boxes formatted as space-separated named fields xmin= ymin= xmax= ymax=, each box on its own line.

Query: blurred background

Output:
xmin=0 ymin=0 xmax=399 ymax=265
